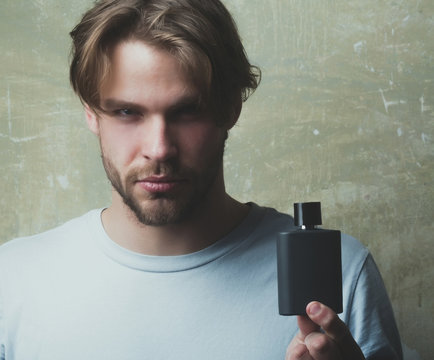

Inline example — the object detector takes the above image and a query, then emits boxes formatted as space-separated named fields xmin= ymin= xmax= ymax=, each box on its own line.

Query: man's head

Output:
xmin=69 ymin=0 xmax=260 ymax=125
xmin=69 ymin=0 xmax=260 ymax=226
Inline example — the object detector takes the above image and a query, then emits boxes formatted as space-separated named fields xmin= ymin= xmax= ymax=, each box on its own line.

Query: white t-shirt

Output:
xmin=0 ymin=204 xmax=402 ymax=359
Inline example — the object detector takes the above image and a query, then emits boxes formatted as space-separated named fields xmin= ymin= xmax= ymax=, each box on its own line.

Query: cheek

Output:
xmin=99 ymin=125 xmax=140 ymax=166
xmin=180 ymin=125 xmax=225 ymax=163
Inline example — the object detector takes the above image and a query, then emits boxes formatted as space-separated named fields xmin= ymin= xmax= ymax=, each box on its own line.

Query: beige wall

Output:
xmin=1 ymin=1 xmax=433 ymax=359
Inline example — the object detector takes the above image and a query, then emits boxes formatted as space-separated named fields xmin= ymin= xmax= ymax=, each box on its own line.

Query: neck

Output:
xmin=101 ymin=185 xmax=249 ymax=256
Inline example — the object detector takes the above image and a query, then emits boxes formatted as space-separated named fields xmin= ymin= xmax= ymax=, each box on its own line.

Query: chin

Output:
xmin=125 ymin=196 xmax=199 ymax=227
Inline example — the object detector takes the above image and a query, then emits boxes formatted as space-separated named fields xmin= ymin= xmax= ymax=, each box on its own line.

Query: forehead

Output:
xmin=100 ymin=40 xmax=197 ymax=102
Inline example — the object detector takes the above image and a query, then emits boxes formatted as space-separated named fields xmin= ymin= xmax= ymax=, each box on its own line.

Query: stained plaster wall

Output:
xmin=1 ymin=1 xmax=433 ymax=359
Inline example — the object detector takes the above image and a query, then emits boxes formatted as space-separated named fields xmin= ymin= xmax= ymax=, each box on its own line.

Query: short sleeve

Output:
xmin=348 ymin=253 xmax=403 ymax=360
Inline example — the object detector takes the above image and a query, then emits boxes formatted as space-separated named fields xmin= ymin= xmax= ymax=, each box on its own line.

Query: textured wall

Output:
xmin=1 ymin=0 xmax=433 ymax=359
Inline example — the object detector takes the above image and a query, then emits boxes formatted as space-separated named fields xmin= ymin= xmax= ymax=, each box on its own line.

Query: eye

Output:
xmin=182 ymin=104 xmax=201 ymax=116
xmin=115 ymin=108 xmax=138 ymax=116
xmin=171 ymin=104 xmax=203 ymax=122
xmin=111 ymin=108 xmax=142 ymax=122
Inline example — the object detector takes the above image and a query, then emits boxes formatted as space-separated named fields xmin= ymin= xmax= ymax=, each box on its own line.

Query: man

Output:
xmin=0 ymin=1 xmax=402 ymax=359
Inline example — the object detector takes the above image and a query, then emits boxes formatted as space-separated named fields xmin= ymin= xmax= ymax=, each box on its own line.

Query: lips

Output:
xmin=136 ymin=176 xmax=186 ymax=193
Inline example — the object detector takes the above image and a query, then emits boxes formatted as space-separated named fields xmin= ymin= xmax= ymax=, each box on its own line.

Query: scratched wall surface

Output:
xmin=0 ymin=0 xmax=110 ymax=236
xmin=1 ymin=0 xmax=433 ymax=359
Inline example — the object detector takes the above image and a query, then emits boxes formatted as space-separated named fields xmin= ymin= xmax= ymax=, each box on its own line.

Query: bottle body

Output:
xmin=277 ymin=229 xmax=342 ymax=316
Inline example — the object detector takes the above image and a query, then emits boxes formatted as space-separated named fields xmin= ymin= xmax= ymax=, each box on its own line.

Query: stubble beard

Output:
xmin=100 ymin=140 xmax=226 ymax=227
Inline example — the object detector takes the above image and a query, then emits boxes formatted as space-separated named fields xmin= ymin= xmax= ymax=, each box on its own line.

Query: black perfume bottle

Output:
xmin=277 ymin=202 xmax=342 ymax=315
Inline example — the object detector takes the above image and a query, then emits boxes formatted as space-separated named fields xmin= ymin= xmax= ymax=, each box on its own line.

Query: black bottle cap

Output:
xmin=294 ymin=202 xmax=322 ymax=227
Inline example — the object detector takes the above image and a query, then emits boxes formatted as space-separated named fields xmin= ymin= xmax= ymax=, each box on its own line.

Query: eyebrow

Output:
xmin=100 ymin=95 xmax=204 ymax=115
xmin=100 ymin=99 xmax=144 ymax=112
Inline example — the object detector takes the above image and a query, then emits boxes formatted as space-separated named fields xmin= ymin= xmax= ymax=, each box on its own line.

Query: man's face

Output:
xmin=86 ymin=40 xmax=232 ymax=226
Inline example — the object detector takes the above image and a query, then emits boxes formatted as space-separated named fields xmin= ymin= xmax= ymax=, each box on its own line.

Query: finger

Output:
xmin=297 ymin=315 xmax=321 ymax=339
xmin=287 ymin=327 xmax=313 ymax=360
xmin=304 ymin=331 xmax=341 ymax=360
xmin=306 ymin=302 xmax=346 ymax=341
xmin=286 ymin=341 xmax=312 ymax=360
xmin=306 ymin=302 xmax=365 ymax=359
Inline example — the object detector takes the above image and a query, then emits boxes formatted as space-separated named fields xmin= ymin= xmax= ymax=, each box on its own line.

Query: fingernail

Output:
xmin=308 ymin=302 xmax=321 ymax=316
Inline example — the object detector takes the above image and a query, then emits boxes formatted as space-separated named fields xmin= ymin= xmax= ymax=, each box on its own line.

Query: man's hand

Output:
xmin=286 ymin=301 xmax=366 ymax=360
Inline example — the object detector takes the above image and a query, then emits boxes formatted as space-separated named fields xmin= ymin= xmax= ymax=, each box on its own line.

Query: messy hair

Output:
xmin=69 ymin=0 xmax=261 ymax=123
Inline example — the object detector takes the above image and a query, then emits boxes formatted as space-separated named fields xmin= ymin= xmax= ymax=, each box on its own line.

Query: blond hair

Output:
xmin=69 ymin=0 xmax=260 ymax=123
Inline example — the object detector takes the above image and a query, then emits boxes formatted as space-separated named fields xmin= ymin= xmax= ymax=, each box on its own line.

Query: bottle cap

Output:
xmin=294 ymin=202 xmax=322 ymax=227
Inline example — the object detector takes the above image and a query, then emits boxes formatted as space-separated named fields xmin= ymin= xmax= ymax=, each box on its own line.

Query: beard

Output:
xmin=100 ymin=139 xmax=226 ymax=226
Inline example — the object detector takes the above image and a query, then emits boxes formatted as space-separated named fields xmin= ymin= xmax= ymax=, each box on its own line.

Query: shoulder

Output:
xmin=340 ymin=233 xmax=370 ymax=276
xmin=252 ymin=203 xmax=367 ymax=249
xmin=250 ymin=203 xmax=295 ymax=234
xmin=0 ymin=209 xmax=102 ymax=268
xmin=251 ymin=203 xmax=369 ymax=262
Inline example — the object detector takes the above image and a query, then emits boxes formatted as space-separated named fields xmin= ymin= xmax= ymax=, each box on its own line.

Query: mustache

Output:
xmin=125 ymin=161 xmax=187 ymax=181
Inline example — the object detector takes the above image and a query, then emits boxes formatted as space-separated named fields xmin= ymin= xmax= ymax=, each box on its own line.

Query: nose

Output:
xmin=142 ymin=116 xmax=177 ymax=161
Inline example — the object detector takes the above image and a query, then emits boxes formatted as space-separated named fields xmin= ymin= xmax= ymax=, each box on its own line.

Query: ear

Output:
xmin=84 ymin=104 xmax=100 ymax=136
xmin=225 ymin=95 xmax=242 ymax=131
